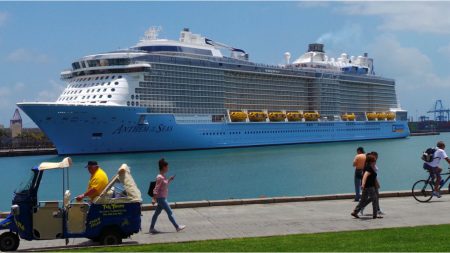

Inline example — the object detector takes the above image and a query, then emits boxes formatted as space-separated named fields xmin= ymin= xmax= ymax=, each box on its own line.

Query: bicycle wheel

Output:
xmin=412 ymin=180 xmax=434 ymax=202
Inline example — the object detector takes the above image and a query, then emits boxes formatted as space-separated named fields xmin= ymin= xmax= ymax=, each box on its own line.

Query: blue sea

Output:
xmin=0 ymin=133 xmax=448 ymax=211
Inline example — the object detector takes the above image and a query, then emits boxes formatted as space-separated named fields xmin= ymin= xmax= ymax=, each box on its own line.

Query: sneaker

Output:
xmin=176 ymin=225 xmax=186 ymax=232
xmin=149 ymin=229 xmax=160 ymax=234
xmin=377 ymin=210 xmax=385 ymax=215
xmin=433 ymin=191 xmax=442 ymax=198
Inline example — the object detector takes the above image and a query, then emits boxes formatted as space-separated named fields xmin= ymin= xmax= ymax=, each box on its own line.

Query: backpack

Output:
xmin=421 ymin=148 xmax=437 ymax=162
xmin=147 ymin=181 xmax=156 ymax=197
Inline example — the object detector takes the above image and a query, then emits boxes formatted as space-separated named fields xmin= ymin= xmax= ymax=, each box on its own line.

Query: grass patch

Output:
xmin=70 ymin=224 xmax=450 ymax=252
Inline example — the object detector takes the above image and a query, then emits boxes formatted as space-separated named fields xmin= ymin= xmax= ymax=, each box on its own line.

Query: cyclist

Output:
xmin=423 ymin=141 xmax=450 ymax=198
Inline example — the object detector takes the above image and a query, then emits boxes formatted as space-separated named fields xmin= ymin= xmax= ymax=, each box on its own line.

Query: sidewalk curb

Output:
xmin=0 ymin=190 xmax=424 ymax=218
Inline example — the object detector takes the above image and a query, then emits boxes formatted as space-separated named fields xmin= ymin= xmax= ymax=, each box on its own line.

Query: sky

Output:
xmin=0 ymin=1 xmax=450 ymax=126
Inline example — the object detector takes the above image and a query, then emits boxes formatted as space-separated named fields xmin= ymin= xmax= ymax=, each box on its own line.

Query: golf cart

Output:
xmin=0 ymin=157 xmax=142 ymax=251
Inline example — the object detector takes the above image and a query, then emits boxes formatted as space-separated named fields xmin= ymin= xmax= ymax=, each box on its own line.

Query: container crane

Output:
xmin=427 ymin=100 xmax=450 ymax=121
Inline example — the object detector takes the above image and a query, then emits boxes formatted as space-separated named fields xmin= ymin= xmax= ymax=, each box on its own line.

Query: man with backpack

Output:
xmin=423 ymin=141 xmax=450 ymax=198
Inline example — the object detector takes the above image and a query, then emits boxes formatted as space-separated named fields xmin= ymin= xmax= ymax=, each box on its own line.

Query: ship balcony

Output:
xmin=71 ymin=63 xmax=151 ymax=77
xmin=60 ymin=70 xmax=73 ymax=80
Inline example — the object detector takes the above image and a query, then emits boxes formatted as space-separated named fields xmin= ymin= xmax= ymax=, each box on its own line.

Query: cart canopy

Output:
xmin=38 ymin=157 xmax=72 ymax=171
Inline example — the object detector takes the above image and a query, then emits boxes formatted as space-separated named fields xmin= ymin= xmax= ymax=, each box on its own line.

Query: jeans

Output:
xmin=150 ymin=198 xmax=179 ymax=230
xmin=354 ymin=170 xmax=363 ymax=201
xmin=354 ymin=187 xmax=379 ymax=217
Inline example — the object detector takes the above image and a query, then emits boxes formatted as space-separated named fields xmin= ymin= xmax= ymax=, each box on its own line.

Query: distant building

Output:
xmin=10 ymin=109 xmax=23 ymax=138
xmin=0 ymin=124 xmax=4 ymax=129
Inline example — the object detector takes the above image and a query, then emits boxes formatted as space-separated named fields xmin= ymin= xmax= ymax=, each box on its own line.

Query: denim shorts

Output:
xmin=423 ymin=163 xmax=439 ymax=177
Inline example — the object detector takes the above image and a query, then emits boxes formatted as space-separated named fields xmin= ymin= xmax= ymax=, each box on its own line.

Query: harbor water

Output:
xmin=0 ymin=133 xmax=448 ymax=211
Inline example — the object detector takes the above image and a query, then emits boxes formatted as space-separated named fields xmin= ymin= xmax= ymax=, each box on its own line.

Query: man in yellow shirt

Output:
xmin=76 ymin=161 xmax=109 ymax=201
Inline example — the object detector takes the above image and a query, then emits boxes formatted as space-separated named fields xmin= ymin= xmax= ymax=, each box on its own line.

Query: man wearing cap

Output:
xmin=76 ymin=161 xmax=109 ymax=201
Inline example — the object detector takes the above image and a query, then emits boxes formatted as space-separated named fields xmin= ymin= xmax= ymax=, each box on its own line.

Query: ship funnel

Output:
xmin=308 ymin=43 xmax=324 ymax=53
xmin=284 ymin=52 xmax=291 ymax=64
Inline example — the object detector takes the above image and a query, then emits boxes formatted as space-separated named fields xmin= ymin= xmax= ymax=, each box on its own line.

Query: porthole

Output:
xmin=111 ymin=88 xmax=115 ymax=92
xmin=100 ymin=76 xmax=104 ymax=80
xmin=103 ymin=88 xmax=107 ymax=92
xmin=127 ymin=101 xmax=130 ymax=106
xmin=105 ymin=76 xmax=109 ymax=79
xmin=95 ymin=77 xmax=99 ymax=80
xmin=97 ymin=89 xmax=100 ymax=92
xmin=93 ymin=95 xmax=96 ymax=99
xmin=99 ymin=95 xmax=103 ymax=98
xmin=114 ymin=82 xmax=119 ymax=85
xmin=136 ymin=95 xmax=139 ymax=99
xmin=131 ymin=95 xmax=134 ymax=99
xmin=108 ymin=95 xmax=112 ymax=98
xmin=136 ymin=101 xmax=139 ymax=106
xmin=131 ymin=101 xmax=135 ymax=106
xmin=107 ymin=82 xmax=111 ymax=85
xmin=118 ymin=75 xmax=122 ymax=78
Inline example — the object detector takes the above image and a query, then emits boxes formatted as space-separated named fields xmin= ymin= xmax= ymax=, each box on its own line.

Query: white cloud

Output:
xmin=37 ymin=80 xmax=64 ymax=102
xmin=316 ymin=23 xmax=362 ymax=48
xmin=6 ymin=48 xmax=50 ymax=63
xmin=0 ymin=82 xmax=25 ymax=108
xmin=0 ymin=86 xmax=12 ymax=107
xmin=0 ymin=12 xmax=8 ymax=27
xmin=337 ymin=2 xmax=450 ymax=34
xmin=298 ymin=1 xmax=330 ymax=8
xmin=438 ymin=43 xmax=450 ymax=58
xmin=368 ymin=35 xmax=450 ymax=116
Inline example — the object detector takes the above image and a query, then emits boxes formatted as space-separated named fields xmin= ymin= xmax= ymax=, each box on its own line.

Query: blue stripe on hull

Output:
xmin=18 ymin=104 xmax=410 ymax=155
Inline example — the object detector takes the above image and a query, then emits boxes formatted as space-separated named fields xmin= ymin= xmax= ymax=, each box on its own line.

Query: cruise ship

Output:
xmin=18 ymin=27 xmax=409 ymax=155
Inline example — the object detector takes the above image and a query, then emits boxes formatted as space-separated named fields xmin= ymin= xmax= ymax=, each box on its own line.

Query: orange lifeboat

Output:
xmin=248 ymin=112 xmax=267 ymax=122
xmin=230 ymin=111 xmax=247 ymax=122
xmin=286 ymin=112 xmax=303 ymax=122
xmin=268 ymin=112 xmax=286 ymax=122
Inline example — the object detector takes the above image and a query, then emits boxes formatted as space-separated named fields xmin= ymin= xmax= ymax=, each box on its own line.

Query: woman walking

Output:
xmin=359 ymin=151 xmax=384 ymax=216
xmin=351 ymin=154 xmax=383 ymax=219
xmin=150 ymin=158 xmax=186 ymax=233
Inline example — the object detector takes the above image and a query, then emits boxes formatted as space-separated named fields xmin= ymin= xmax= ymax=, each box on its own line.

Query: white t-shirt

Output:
xmin=426 ymin=148 xmax=448 ymax=167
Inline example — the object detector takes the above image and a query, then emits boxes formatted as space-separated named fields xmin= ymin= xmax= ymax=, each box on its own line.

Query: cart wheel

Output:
xmin=0 ymin=232 xmax=20 ymax=252
xmin=99 ymin=229 xmax=122 ymax=245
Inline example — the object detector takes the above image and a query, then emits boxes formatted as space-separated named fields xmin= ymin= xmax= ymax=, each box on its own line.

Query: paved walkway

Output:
xmin=18 ymin=196 xmax=450 ymax=251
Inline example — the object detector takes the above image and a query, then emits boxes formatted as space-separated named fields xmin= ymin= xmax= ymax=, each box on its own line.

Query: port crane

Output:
xmin=427 ymin=100 xmax=450 ymax=121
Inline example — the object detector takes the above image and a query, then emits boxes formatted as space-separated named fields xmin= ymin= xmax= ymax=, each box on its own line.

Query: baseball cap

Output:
xmin=85 ymin=161 xmax=98 ymax=168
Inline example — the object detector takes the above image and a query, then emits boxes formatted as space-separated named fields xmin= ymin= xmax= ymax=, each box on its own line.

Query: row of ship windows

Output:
xmin=201 ymin=127 xmax=381 ymax=136
xmin=142 ymin=79 xmax=394 ymax=99
xmin=63 ymin=88 xmax=116 ymax=95
xmin=144 ymin=70 xmax=394 ymax=91
xmin=151 ymin=61 xmax=394 ymax=86
xmin=71 ymin=75 xmax=122 ymax=83
xmin=67 ymin=81 xmax=119 ymax=90
xmin=153 ymin=64 xmax=221 ymax=74
xmin=58 ymin=94 xmax=113 ymax=101
xmin=137 ymin=85 xmax=394 ymax=103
